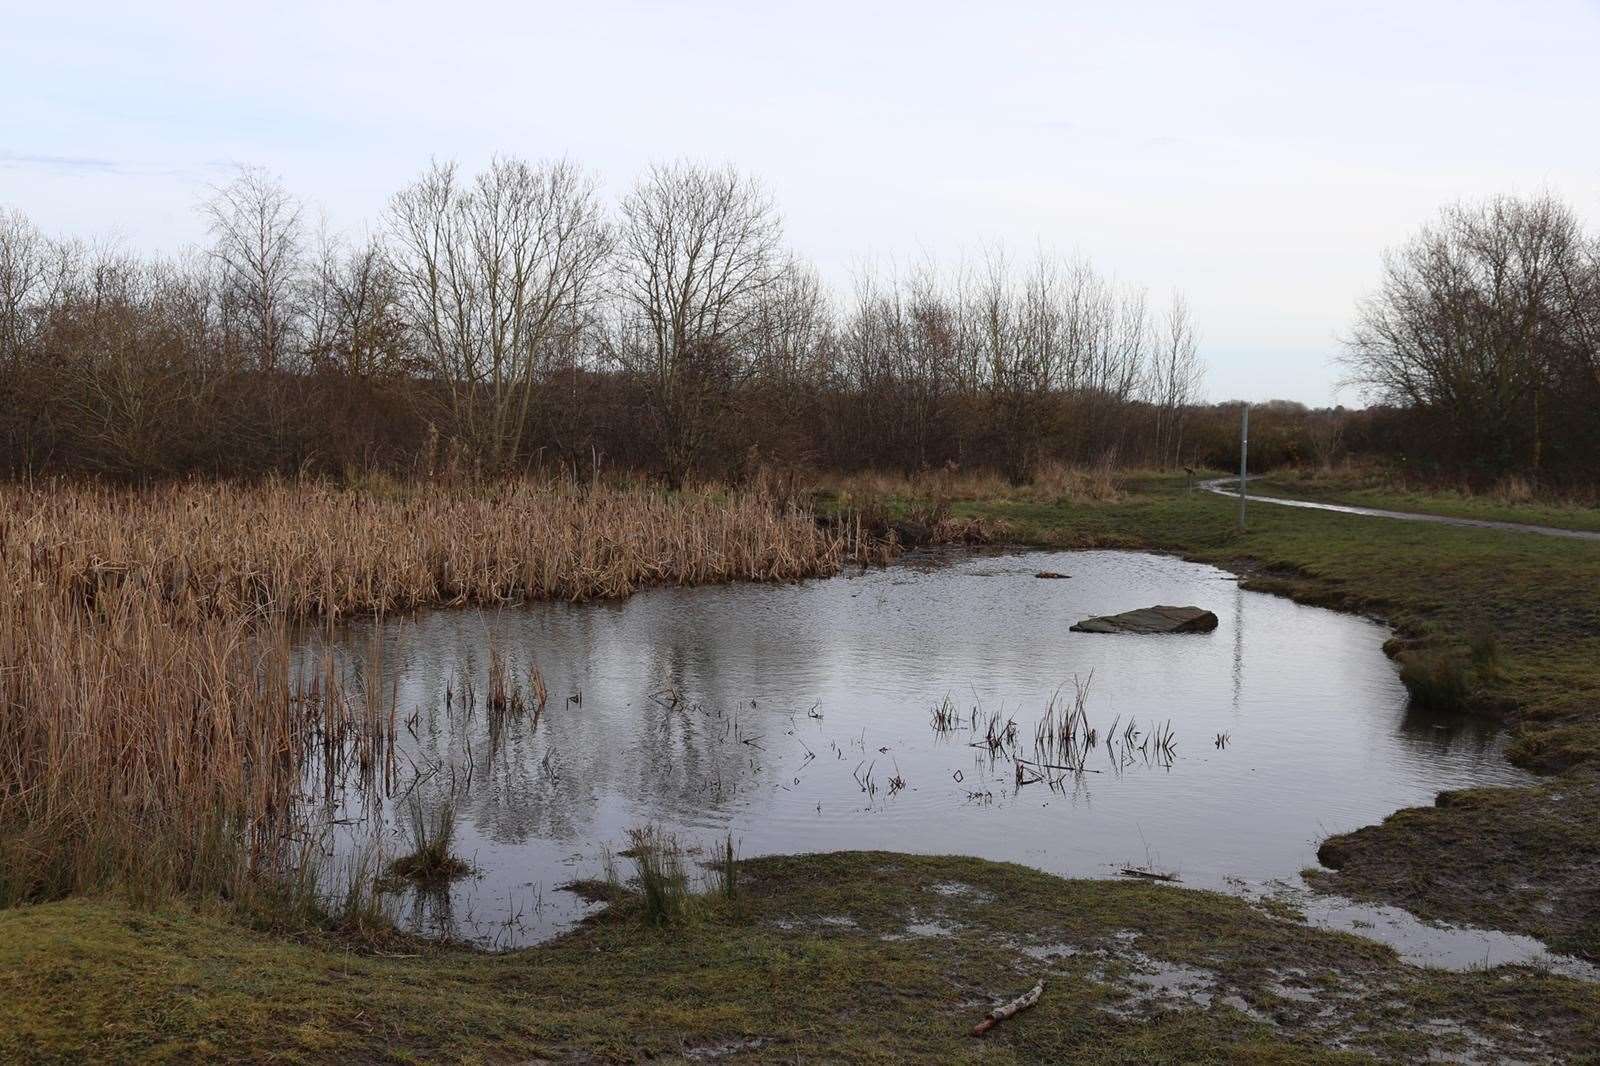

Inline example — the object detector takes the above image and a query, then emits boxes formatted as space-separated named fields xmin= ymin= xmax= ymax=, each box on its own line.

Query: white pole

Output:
xmin=1237 ymin=403 xmax=1250 ymax=531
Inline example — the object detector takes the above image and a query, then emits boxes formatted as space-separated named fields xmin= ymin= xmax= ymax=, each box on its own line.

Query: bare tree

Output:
xmin=1147 ymin=291 xmax=1203 ymax=468
xmin=751 ymin=257 xmax=830 ymax=392
xmin=1556 ymin=230 xmax=1600 ymax=393
xmin=612 ymin=161 xmax=782 ymax=486
xmin=1058 ymin=260 xmax=1150 ymax=461
xmin=388 ymin=156 xmax=611 ymax=469
xmin=836 ymin=257 xmax=967 ymax=472
xmin=972 ymin=250 xmax=1057 ymax=483
xmin=1306 ymin=409 xmax=1346 ymax=472
xmin=0 ymin=209 xmax=75 ymax=372
xmin=204 ymin=166 xmax=306 ymax=373
xmin=306 ymin=231 xmax=408 ymax=379
xmin=4 ymin=157 xmax=1244 ymax=483
xmin=44 ymin=246 xmax=217 ymax=473
xmin=1343 ymin=194 xmax=1582 ymax=476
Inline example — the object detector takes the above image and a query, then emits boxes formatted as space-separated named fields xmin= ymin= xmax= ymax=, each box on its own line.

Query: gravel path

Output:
xmin=1201 ymin=478 xmax=1600 ymax=542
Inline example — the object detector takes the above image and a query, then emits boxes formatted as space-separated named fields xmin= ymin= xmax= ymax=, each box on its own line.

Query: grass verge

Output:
xmin=1254 ymin=470 xmax=1600 ymax=534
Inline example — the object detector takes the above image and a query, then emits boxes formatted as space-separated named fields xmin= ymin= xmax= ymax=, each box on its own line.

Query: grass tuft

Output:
xmin=628 ymin=826 xmax=692 ymax=927
xmin=385 ymin=799 xmax=470 ymax=887
xmin=1398 ymin=649 xmax=1471 ymax=711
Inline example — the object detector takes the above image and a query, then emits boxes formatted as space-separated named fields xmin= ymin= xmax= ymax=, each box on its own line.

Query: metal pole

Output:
xmin=1237 ymin=403 xmax=1250 ymax=531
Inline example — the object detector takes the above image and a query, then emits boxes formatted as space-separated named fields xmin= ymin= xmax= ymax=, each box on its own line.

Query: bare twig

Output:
xmin=972 ymin=980 xmax=1044 ymax=1036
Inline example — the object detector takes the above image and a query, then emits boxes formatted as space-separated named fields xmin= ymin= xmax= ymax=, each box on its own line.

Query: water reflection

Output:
xmin=295 ymin=549 xmax=1532 ymax=949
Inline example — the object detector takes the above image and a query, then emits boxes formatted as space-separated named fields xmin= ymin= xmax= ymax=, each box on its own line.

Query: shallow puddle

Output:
xmin=295 ymin=549 xmax=1544 ymax=960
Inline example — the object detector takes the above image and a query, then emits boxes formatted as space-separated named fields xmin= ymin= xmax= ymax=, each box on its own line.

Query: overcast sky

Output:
xmin=5 ymin=0 xmax=1599 ymax=405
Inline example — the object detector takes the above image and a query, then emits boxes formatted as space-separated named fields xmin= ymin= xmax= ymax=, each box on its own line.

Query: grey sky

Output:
xmin=5 ymin=0 xmax=1598 ymax=405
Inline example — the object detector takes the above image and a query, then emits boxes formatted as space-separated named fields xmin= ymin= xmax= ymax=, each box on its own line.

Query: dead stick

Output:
xmin=972 ymin=979 xmax=1044 ymax=1036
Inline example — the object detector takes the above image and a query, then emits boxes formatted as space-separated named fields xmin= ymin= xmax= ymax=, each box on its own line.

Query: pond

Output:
xmin=295 ymin=549 xmax=1539 ymax=960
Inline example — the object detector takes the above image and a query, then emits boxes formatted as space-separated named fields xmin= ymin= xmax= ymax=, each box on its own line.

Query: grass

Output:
xmin=629 ymin=826 xmax=693 ymax=927
xmin=1396 ymin=648 xmax=1472 ymax=711
xmin=6 ymin=851 xmax=1599 ymax=1064
xmin=814 ymin=468 xmax=1600 ymax=955
xmin=713 ymin=832 xmax=740 ymax=902
xmin=1310 ymin=770 xmax=1600 ymax=960
xmin=2 ymin=476 xmax=850 ymax=623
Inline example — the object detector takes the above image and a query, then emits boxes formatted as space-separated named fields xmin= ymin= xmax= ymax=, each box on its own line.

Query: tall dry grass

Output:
xmin=2 ymin=477 xmax=848 ymax=622
xmin=821 ymin=458 xmax=1126 ymax=509
xmin=0 ymin=587 xmax=303 ymax=907
xmin=0 ymin=476 xmax=847 ymax=916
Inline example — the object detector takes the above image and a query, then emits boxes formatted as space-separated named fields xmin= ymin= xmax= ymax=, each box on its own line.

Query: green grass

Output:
xmin=5 ymin=852 xmax=1598 ymax=1064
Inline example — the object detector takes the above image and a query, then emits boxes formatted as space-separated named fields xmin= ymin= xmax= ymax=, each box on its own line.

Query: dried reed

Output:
xmin=2 ymin=476 xmax=847 ymax=624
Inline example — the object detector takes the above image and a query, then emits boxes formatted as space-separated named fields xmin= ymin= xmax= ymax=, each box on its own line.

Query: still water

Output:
xmin=296 ymin=549 xmax=1534 ymax=955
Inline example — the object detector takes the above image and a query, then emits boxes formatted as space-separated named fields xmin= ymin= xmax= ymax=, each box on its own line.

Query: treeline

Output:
xmin=1342 ymin=194 xmax=1600 ymax=489
xmin=6 ymin=167 xmax=1591 ymax=489
xmin=0 ymin=158 xmax=1203 ymax=484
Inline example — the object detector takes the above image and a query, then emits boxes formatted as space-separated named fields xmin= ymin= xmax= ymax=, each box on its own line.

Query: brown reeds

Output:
xmin=0 ymin=581 xmax=333 ymax=908
xmin=1 ymin=476 xmax=848 ymax=624
xmin=823 ymin=458 xmax=1126 ymax=510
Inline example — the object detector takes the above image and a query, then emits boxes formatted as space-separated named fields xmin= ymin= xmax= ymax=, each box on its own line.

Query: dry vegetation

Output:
xmin=5 ymin=477 xmax=847 ymax=621
xmin=824 ymin=457 xmax=1127 ymax=509
xmin=0 ymin=477 xmax=848 ymax=915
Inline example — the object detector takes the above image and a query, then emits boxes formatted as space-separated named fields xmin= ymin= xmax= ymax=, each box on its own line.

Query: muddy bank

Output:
xmin=1311 ymin=768 xmax=1600 ymax=961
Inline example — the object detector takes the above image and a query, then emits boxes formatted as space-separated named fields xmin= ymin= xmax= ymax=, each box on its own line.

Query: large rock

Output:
xmin=1070 ymin=605 xmax=1219 ymax=635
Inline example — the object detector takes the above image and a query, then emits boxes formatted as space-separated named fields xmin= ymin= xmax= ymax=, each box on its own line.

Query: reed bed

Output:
xmin=1 ymin=477 xmax=851 ymax=624
xmin=0 ymin=584 xmax=328 ymax=908
xmin=0 ymin=476 xmax=845 ymax=918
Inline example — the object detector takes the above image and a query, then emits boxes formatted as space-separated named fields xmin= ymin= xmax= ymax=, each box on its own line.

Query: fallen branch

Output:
xmin=1119 ymin=867 xmax=1179 ymax=882
xmin=972 ymin=979 xmax=1044 ymax=1036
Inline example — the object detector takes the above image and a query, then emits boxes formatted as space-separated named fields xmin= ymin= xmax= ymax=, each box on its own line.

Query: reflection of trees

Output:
xmin=297 ymin=561 xmax=1494 ymax=863
xmin=305 ymin=600 xmax=774 ymax=849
